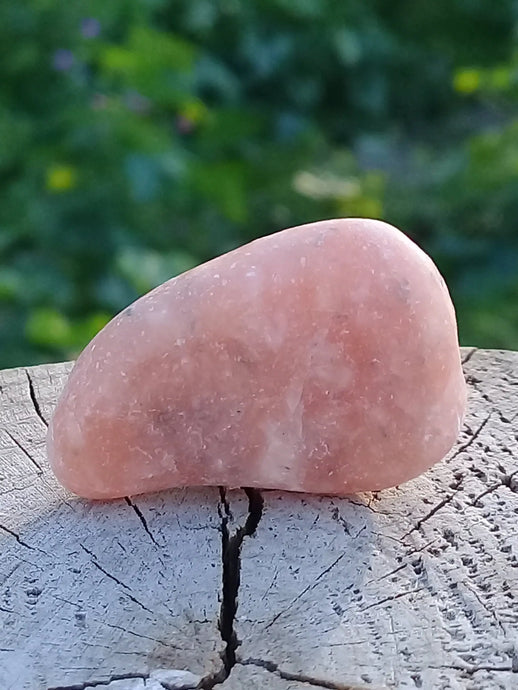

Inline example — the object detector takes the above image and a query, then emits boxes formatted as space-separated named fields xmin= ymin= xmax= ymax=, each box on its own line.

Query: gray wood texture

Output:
xmin=0 ymin=348 xmax=517 ymax=690
xmin=0 ymin=364 xmax=221 ymax=690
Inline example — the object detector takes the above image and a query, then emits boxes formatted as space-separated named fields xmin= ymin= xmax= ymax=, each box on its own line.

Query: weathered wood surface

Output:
xmin=0 ymin=348 xmax=517 ymax=690
xmin=0 ymin=364 xmax=222 ymax=690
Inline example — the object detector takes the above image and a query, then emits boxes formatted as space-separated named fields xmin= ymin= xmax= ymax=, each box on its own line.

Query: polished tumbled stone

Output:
xmin=48 ymin=218 xmax=466 ymax=499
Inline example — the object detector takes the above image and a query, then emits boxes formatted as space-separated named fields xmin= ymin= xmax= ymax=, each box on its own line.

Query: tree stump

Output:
xmin=0 ymin=349 xmax=516 ymax=690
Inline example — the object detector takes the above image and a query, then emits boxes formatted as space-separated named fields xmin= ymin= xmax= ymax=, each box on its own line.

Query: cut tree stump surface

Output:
xmin=0 ymin=348 xmax=516 ymax=690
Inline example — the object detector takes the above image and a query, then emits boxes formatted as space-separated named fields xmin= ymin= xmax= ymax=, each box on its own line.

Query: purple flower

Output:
xmin=52 ymin=49 xmax=75 ymax=71
xmin=81 ymin=18 xmax=101 ymax=39
xmin=91 ymin=93 xmax=109 ymax=110
xmin=125 ymin=91 xmax=151 ymax=114
xmin=176 ymin=115 xmax=194 ymax=135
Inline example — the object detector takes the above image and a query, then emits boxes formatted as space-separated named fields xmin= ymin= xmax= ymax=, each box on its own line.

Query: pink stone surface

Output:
xmin=48 ymin=219 xmax=466 ymax=499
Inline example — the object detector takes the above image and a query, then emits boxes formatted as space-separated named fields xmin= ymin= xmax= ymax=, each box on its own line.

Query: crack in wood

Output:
xmin=200 ymin=487 xmax=264 ymax=689
xmin=79 ymin=544 xmax=154 ymax=615
xmin=345 ymin=498 xmax=403 ymax=517
xmin=0 ymin=523 xmax=39 ymax=551
xmin=467 ymin=375 xmax=515 ymax=425
xmin=365 ymin=562 xmax=407 ymax=585
xmin=124 ymin=496 xmax=160 ymax=547
xmin=400 ymin=411 xmax=495 ymax=539
xmin=403 ymin=487 xmax=461 ymax=539
xmin=264 ymin=551 xmax=347 ymax=631
xmin=239 ymin=658 xmax=383 ymax=689
xmin=429 ymin=663 xmax=515 ymax=675
xmin=47 ymin=670 xmax=201 ymax=689
xmin=448 ymin=413 xmax=491 ymax=462
xmin=366 ymin=538 xmax=439 ymax=586
xmin=103 ymin=622 xmax=178 ymax=649
xmin=25 ymin=369 xmax=48 ymax=427
xmin=3 ymin=429 xmax=42 ymax=474
xmin=462 ymin=580 xmax=506 ymax=634
xmin=47 ymin=672 xmax=148 ymax=689
xmin=471 ymin=469 xmax=518 ymax=506
xmin=360 ymin=588 xmax=425 ymax=612
xmin=461 ymin=348 xmax=478 ymax=366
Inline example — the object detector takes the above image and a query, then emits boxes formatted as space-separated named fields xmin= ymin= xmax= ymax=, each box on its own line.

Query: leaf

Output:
xmin=26 ymin=308 xmax=72 ymax=348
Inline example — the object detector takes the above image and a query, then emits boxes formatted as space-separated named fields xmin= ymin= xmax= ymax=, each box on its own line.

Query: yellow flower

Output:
xmin=46 ymin=164 xmax=77 ymax=192
xmin=179 ymin=99 xmax=207 ymax=124
xmin=453 ymin=69 xmax=481 ymax=95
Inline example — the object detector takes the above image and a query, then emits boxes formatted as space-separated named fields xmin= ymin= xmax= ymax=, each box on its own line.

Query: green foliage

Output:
xmin=1 ymin=0 xmax=518 ymax=366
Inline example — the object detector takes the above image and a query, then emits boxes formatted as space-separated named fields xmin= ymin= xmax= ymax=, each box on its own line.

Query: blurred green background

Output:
xmin=1 ymin=0 xmax=518 ymax=368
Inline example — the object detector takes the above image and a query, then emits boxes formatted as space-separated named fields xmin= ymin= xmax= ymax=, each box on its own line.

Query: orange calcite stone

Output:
xmin=48 ymin=219 xmax=466 ymax=499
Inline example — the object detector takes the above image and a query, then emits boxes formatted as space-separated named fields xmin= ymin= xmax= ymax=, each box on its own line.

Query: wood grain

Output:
xmin=0 ymin=364 xmax=222 ymax=689
xmin=0 ymin=349 xmax=516 ymax=689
